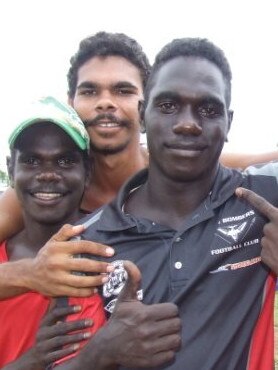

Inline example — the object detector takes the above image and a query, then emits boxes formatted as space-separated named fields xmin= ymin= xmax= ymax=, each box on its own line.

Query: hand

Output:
xmin=24 ymin=224 xmax=115 ymax=297
xmin=2 ymin=304 xmax=94 ymax=370
xmin=78 ymin=260 xmax=181 ymax=369
xmin=236 ymin=187 xmax=278 ymax=274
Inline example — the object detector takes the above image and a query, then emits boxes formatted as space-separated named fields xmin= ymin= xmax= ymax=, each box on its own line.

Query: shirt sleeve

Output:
xmin=244 ymin=161 xmax=278 ymax=185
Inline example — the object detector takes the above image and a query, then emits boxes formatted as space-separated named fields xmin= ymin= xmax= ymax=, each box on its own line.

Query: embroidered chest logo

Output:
xmin=102 ymin=260 xmax=143 ymax=314
xmin=213 ymin=210 xmax=257 ymax=251
xmin=217 ymin=222 xmax=247 ymax=242
xmin=103 ymin=260 xmax=128 ymax=298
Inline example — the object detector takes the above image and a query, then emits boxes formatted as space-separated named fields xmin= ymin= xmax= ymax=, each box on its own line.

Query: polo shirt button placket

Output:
xmin=174 ymin=261 xmax=183 ymax=269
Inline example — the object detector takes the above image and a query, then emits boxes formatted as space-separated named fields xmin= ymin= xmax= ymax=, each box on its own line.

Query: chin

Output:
xmin=91 ymin=141 xmax=129 ymax=155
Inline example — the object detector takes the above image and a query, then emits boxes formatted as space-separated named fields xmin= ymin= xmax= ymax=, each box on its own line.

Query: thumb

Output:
xmin=117 ymin=260 xmax=142 ymax=302
xmin=49 ymin=223 xmax=85 ymax=242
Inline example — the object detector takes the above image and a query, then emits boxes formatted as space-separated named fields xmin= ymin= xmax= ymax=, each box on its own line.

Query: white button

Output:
xmin=152 ymin=222 xmax=156 ymax=226
xmin=175 ymin=237 xmax=182 ymax=242
xmin=174 ymin=261 xmax=183 ymax=269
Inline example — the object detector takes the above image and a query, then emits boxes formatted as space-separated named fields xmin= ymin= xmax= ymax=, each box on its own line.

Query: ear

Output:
xmin=225 ymin=110 xmax=233 ymax=142
xmin=138 ymin=100 xmax=146 ymax=133
xmin=6 ymin=155 xmax=14 ymax=188
xmin=67 ymin=95 xmax=73 ymax=107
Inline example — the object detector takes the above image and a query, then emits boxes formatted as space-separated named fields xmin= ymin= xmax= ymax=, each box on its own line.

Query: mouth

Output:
xmin=29 ymin=190 xmax=68 ymax=205
xmin=165 ymin=142 xmax=207 ymax=151
xmin=95 ymin=121 xmax=121 ymax=128
xmin=84 ymin=114 xmax=124 ymax=129
xmin=32 ymin=192 xmax=64 ymax=200
xmin=164 ymin=142 xmax=207 ymax=158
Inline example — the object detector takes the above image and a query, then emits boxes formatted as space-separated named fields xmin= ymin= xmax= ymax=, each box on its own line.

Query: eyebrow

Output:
xmin=153 ymin=91 xmax=224 ymax=107
xmin=113 ymin=81 xmax=138 ymax=90
xmin=77 ymin=81 xmax=138 ymax=91
xmin=153 ymin=91 xmax=181 ymax=103
xmin=76 ymin=81 xmax=98 ymax=90
xmin=200 ymin=96 xmax=225 ymax=108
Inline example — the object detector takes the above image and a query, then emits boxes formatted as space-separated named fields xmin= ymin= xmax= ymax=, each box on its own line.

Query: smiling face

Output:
xmin=9 ymin=123 xmax=87 ymax=225
xmin=144 ymin=56 xmax=232 ymax=183
xmin=70 ymin=56 xmax=144 ymax=155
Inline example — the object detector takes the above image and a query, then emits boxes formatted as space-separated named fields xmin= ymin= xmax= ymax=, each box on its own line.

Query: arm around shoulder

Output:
xmin=220 ymin=151 xmax=278 ymax=170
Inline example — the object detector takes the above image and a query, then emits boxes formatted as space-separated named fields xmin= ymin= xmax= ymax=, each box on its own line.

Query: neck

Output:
xmin=126 ymin=165 xmax=218 ymax=230
xmin=81 ymin=144 xmax=148 ymax=212
xmin=7 ymin=210 xmax=82 ymax=260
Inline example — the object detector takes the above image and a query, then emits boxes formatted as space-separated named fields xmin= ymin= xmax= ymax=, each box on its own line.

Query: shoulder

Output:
xmin=244 ymin=161 xmax=278 ymax=183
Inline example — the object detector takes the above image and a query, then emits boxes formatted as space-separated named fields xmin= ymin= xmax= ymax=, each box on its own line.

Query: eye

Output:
xmin=23 ymin=157 xmax=39 ymax=166
xmin=115 ymin=87 xmax=136 ymax=95
xmin=158 ymin=102 xmax=177 ymax=114
xmin=57 ymin=157 xmax=75 ymax=167
xmin=198 ymin=102 xmax=223 ymax=118
xmin=79 ymin=88 xmax=97 ymax=96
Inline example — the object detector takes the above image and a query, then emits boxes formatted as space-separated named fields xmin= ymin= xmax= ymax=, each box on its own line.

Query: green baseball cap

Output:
xmin=8 ymin=96 xmax=90 ymax=152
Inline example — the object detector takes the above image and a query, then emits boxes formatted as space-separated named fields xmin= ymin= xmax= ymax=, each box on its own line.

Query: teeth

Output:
xmin=99 ymin=122 xmax=119 ymax=128
xmin=33 ymin=193 xmax=62 ymax=200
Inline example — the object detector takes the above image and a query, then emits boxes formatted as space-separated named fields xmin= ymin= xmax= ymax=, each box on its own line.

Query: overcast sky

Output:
xmin=0 ymin=0 xmax=277 ymax=171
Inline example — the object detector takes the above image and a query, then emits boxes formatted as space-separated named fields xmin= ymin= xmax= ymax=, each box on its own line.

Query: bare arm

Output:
xmin=0 ymin=187 xmax=24 ymax=242
xmin=220 ymin=151 xmax=278 ymax=170
xmin=0 ymin=224 xmax=115 ymax=299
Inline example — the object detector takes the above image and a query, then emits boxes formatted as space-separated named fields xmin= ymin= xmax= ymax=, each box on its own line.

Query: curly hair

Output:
xmin=67 ymin=31 xmax=151 ymax=98
xmin=145 ymin=37 xmax=232 ymax=107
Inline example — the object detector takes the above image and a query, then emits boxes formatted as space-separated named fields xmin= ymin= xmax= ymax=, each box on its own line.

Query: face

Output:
xmin=144 ymin=56 xmax=232 ymax=183
xmin=9 ymin=123 xmax=87 ymax=225
xmin=69 ymin=56 xmax=144 ymax=155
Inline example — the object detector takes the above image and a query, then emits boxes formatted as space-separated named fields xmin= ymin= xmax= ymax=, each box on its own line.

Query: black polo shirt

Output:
xmin=78 ymin=165 xmax=278 ymax=370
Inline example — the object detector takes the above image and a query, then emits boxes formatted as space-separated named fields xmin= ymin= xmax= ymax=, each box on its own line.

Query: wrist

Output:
xmin=14 ymin=258 xmax=34 ymax=292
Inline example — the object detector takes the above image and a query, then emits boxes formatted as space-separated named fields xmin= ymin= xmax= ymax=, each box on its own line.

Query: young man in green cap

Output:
xmin=0 ymin=96 xmax=107 ymax=369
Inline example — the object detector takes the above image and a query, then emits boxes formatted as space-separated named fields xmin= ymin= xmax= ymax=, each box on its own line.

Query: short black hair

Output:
xmin=67 ymin=31 xmax=151 ymax=98
xmin=145 ymin=37 xmax=232 ymax=106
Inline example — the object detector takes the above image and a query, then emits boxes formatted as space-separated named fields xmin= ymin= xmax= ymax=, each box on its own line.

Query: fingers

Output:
xmin=40 ymin=305 xmax=83 ymax=327
xmin=140 ymin=349 xmax=178 ymax=368
xmin=236 ymin=187 xmax=277 ymax=220
xmin=43 ymin=345 xmax=79 ymax=364
xmin=37 ymin=320 xmax=93 ymax=364
xmin=151 ymin=333 xmax=181 ymax=353
xmin=49 ymin=224 xmax=115 ymax=258
xmin=117 ymin=260 xmax=142 ymax=301
xmin=38 ymin=305 xmax=94 ymax=341
xmin=67 ymin=255 xmax=114 ymax=274
xmin=69 ymin=240 xmax=115 ymax=258
xmin=145 ymin=303 xmax=179 ymax=321
xmin=49 ymin=224 xmax=85 ymax=242
xmin=47 ymin=318 xmax=93 ymax=338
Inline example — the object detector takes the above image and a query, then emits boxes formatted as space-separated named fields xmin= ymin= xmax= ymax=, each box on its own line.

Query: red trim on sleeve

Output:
xmin=247 ymin=273 xmax=276 ymax=370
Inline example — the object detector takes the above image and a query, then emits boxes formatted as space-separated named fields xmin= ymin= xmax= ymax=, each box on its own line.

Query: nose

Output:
xmin=173 ymin=107 xmax=202 ymax=136
xmin=95 ymin=91 xmax=117 ymax=113
xmin=36 ymin=171 xmax=61 ymax=182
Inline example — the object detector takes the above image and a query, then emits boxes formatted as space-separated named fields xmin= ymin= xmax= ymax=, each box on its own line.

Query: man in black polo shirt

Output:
xmin=58 ymin=38 xmax=278 ymax=370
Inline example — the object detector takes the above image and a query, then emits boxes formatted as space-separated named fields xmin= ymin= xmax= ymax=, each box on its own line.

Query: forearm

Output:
xmin=0 ymin=259 xmax=33 ymax=298
xmin=0 ymin=187 xmax=24 ymax=242
xmin=220 ymin=151 xmax=278 ymax=170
